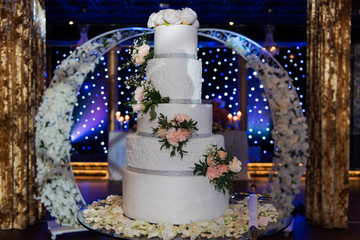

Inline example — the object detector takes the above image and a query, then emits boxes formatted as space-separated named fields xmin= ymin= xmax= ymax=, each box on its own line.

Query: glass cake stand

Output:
xmin=77 ymin=194 xmax=292 ymax=240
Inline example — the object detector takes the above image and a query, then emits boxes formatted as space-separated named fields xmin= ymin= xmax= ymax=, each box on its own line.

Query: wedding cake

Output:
xmin=122 ymin=8 xmax=230 ymax=225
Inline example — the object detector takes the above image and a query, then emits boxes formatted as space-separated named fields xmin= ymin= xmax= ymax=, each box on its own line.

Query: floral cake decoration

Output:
xmin=152 ymin=113 xmax=198 ymax=158
xmin=147 ymin=8 xmax=199 ymax=29
xmin=193 ymin=145 xmax=242 ymax=194
xmin=124 ymin=33 xmax=169 ymax=120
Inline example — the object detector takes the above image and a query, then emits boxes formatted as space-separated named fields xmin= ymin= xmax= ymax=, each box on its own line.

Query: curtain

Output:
xmin=0 ymin=0 xmax=46 ymax=229
xmin=306 ymin=0 xmax=351 ymax=228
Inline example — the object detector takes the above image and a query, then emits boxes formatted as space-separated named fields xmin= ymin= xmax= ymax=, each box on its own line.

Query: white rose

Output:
xmin=153 ymin=10 xmax=165 ymax=26
xmin=134 ymin=55 xmax=145 ymax=65
xmin=228 ymin=157 xmax=242 ymax=172
xmin=137 ymin=44 xmax=150 ymax=57
xmin=163 ymin=9 xmax=181 ymax=25
xmin=134 ymin=86 xmax=145 ymax=102
xmin=157 ymin=128 xmax=167 ymax=139
xmin=132 ymin=103 xmax=145 ymax=112
xmin=147 ymin=12 xmax=157 ymax=28
xmin=192 ymin=19 xmax=200 ymax=28
xmin=180 ymin=8 xmax=197 ymax=24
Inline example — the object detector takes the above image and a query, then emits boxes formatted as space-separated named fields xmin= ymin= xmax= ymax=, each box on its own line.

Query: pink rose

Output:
xmin=132 ymin=103 xmax=145 ymax=112
xmin=158 ymin=128 xmax=167 ymax=139
xmin=218 ymin=164 xmax=228 ymax=174
xmin=206 ymin=166 xmax=221 ymax=180
xmin=258 ymin=216 xmax=269 ymax=227
xmin=166 ymin=128 xmax=187 ymax=147
xmin=175 ymin=129 xmax=187 ymax=142
xmin=166 ymin=128 xmax=179 ymax=147
xmin=217 ymin=150 xmax=227 ymax=160
xmin=173 ymin=113 xmax=191 ymax=123
xmin=228 ymin=157 xmax=242 ymax=172
xmin=180 ymin=128 xmax=192 ymax=139
xmin=206 ymin=155 xmax=215 ymax=166
xmin=134 ymin=86 xmax=144 ymax=103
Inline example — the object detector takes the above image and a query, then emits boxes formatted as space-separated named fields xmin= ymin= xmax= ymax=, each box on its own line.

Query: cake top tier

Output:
xmin=153 ymin=25 xmax=198 ymax=57
xmin=147 ymin=8 xmax=199 ymax=29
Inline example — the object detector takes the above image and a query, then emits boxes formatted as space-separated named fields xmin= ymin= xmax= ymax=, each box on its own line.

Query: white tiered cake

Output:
xmin=122 ymin=11 xmax=229 ymax=225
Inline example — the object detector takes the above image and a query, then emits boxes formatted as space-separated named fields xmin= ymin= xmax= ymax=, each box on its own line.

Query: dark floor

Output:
xmin=1 ymin=178 xmax=360 ymax=240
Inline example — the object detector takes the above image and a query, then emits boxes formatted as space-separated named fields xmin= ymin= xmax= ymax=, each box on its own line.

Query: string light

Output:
xmin=53 ymin=45 xmax=306 ymax=160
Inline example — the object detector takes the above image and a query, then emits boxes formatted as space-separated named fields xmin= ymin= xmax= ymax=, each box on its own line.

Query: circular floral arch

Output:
xmin=35 ymin=27 xmax=308 ymax=225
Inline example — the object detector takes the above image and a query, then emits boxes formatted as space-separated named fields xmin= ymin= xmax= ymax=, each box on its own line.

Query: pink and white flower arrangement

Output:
xmin=130 ymin=37 xmax=152 ymax=66
xmin=147 ymin=8 xmax=199 ymax=28
xmin=124 ymin=33 xmax=170 ymax=119
xmin=193 ymin=145 xmax=242 ymax=194
xmin=126 ymin=79 xmax=169 ymax=119
xmin=152 ymin=113 xmax=198 ymax=158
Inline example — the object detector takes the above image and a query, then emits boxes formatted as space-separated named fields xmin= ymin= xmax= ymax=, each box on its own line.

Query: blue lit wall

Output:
xmin=50 ymin=44 xmax=306 ymax=162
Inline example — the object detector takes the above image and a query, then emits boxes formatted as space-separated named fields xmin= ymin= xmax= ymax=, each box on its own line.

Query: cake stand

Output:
xmin=77 ymin=194 xmax=292 ymax=240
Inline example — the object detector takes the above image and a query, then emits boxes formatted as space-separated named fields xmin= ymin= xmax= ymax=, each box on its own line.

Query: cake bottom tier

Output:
xmin=122 ymin=167 xmax=229 ymax=225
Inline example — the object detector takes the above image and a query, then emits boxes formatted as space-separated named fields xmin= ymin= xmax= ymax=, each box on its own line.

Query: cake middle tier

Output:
xmin=126 ymin=134 xmax=224 ymax=171
xmin=146 ymin=58 xmax=202 ymax=102
xmin=137 ymin=103 xmax=212 ymax=136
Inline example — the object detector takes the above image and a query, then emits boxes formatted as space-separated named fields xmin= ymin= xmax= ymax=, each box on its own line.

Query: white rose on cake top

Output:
xmin=147 ymin=8 xmax=199 ymax=28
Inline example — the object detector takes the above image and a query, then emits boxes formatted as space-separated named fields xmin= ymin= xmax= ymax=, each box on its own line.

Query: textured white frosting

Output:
xmin=146 ymin=58 xmax=202 ymax=101
xmin=154 ymin=25 xmax=198 ymax=56
xmin=122 ymin=167 xmax=229 ymax=225
xmin=126 ymin=134 xmax=224 ymax=171
xmin=137 ymin=103 xmax=212 ymax=136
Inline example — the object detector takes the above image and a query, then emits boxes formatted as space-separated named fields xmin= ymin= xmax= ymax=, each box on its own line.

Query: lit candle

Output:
xmin=237 ymin=111 xmax=242 ymax=119
xmin=233 ymin=116 xmax=238 ymax=122
xmin=227 ymin=113 xmax=233 ymax=126
xmin=115 ymin=111 xmax=121 ymax=121
xmin=125 ymin=115 xmax=130 ymax=122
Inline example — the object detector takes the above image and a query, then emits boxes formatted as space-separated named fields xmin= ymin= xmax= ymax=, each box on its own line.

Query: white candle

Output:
xmin=237 ymin=111 xmax=242 ymax=119
xmin=248 ymin=194 xmax=258 ymax=228
xmin=227 ymin=113 xmax=233 ymax=125
xmin=115 ymin=111 xmax=121 ymax=121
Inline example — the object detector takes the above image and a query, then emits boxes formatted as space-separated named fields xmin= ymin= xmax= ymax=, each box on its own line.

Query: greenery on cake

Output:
xmin=193 ymin=145 xmax=242 ymax=194
xmin=124 ymin=33 xmax=169 ymax=120
xmin=125 ymin=78 xmax=169 ymax=120
xmin=152 ymin=113 xmax=198 ymax=158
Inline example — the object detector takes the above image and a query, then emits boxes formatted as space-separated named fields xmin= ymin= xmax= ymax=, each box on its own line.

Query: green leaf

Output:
xmin=149 ymin=104 xmax=157 ymax=121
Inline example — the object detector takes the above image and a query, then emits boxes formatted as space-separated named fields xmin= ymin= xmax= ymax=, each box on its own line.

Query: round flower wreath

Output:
xmin=35 ymin=27 xmax=308 ymax=226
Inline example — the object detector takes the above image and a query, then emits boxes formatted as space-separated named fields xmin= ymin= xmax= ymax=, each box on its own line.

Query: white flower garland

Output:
xmin=35 ymin=28 xmax=152 ymax=225
xmin=226 ymin=37 xmax=308 ymax=211
xmin=35 ymin=28 xmax=308 ymax=226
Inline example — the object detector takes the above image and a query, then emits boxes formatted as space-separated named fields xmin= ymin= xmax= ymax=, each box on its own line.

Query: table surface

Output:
xmin=77 ymin=194 xmax=292 ymax=240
